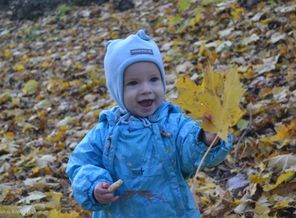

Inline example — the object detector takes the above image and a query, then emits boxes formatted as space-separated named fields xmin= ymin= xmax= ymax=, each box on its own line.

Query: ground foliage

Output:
xmin=0 ymin=0 xmax=295 ymax=217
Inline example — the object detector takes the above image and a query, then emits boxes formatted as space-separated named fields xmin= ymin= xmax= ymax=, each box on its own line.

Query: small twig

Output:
xmin=239 ymin=140 xmax=249 ymax=160
xmin=234 ymin=128 xmax=248 ymax=161
xmin=190 ymin=134 xmax=219 ymax=195
xmin=234 ymin=105 xmax=253 ymax=164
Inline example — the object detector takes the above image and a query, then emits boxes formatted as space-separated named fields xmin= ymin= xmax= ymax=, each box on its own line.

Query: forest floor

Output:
xmin=0 ymin=0 xmax=295 ymax=217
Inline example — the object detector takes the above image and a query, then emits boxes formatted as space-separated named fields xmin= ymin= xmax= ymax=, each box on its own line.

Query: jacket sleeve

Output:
xmin=175 ymin=115 xmax=233 ymax=178
xmin=66 ymin=122 xmax=113 ymax=211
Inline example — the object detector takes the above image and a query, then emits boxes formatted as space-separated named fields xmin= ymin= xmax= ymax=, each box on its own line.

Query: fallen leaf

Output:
xmin=50 ymin=209 xmax=79 ymax=218
xmin=17 ymin=191 xmax=47 ymax=204
xmin=0 ymin=206 xmax=21 ymax=217
xmin=256 ymin=55 xmax=280 ymax=75
xmin=176 ymin=66 xmax=245 ymax=141
xmin=0 ymin=91 xmax=11 ymax=104
xmin=267 ymin=154 xmax=296 ymax=173
xmin=22 ymin=80 xmax=38 ymax=96
xmin=263 ymin=171 xmax=295 ymax=191
xmin=19 ymin=205 xmax=36 ymax=216
xmin=13 ymin=63 xmax=25 ymax=73
xmin=242 ymin=33 xmax=259 ymax=46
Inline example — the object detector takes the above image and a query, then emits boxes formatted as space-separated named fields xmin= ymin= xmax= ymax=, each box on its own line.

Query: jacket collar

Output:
xmin=99 ymin=101 xmax=181 ymax=128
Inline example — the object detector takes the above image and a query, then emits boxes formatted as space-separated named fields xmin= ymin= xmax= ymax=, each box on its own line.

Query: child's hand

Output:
xmin=203 ymin=131 xmax=219 ymax=146
xmin=94 ymin=182 xmax=119 ymax=204
xmin=201 ymin=113 xmax=220 ymax=146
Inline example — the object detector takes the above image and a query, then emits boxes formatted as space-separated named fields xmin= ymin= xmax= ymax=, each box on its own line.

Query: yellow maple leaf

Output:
xmin=270 ymin=118 xmax=296 ymax=142
xmin=176 ymin=65 xmax=245 ymax=141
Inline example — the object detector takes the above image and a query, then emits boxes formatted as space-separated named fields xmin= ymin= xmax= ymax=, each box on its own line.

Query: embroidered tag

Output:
xmin=131 ymin=168 xmax=144 ymax=176
xmin=130 ymin=49 xmax=153 ymax=55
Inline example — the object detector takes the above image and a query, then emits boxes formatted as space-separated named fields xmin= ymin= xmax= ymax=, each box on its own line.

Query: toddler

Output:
xmin=66 ymin=29 xmax=233 ymax=218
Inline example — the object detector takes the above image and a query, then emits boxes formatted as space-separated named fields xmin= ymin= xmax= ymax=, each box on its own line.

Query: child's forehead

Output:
xmin=126 ymin=61 xmax=159 ymax=69
xmin=124 ymin=62 xmax=161 ymax=78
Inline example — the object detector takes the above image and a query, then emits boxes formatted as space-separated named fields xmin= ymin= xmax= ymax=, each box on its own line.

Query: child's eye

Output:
xmin=150 ymin=77 xmax=160 ymax=82
xmin=126 ymin=81 xmax=138 ymax=86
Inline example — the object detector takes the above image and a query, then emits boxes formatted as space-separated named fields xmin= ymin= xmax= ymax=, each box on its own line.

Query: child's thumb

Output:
xmin=101 ymin=182 xmax=110 ymax=189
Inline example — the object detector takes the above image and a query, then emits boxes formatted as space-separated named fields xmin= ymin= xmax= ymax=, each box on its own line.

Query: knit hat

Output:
xmin=104 ymin=29 xmax=166 ymax=110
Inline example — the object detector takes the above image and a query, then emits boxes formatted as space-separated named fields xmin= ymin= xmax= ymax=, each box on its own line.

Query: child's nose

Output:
xmin=140 ymin=82 xmax=152 ymax=94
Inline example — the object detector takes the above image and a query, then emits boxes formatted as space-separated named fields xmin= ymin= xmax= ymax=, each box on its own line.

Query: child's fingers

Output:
xmin=101 ymin=182 xmax=110 ymax=190
xmin=95 ymin=192 xmax=119 ymax=204
xmin=94 ymin=182 xmax=120 ymax=204
xmin=98 ymin=194 xmax=119 ymax=204
xmin=95 ymin=182 xmax=111 ymax=194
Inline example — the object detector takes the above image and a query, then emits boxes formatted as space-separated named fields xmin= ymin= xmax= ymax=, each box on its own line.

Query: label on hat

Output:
xmin=130 ymin=49 xmax=153 ymax=55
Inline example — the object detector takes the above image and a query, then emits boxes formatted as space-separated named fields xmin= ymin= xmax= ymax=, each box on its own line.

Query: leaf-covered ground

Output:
xmin=0 ymin=0 xmax=295 ymax=217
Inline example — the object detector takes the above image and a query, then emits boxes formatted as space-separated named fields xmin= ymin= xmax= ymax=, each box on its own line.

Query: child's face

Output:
xmin=123 ymin=62 xmax=165 ymax=117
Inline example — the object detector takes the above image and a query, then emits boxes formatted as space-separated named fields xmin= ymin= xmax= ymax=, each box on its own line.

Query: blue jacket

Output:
xmin=66 ymin=102 xmax=233 ymax=218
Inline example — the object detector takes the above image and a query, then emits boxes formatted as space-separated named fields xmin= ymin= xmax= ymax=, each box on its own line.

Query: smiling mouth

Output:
xmin=138 ymin=99 xmax=153 ymax=107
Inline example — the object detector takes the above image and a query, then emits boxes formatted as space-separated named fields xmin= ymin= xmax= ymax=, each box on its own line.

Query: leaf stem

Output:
xmin=190 ymin=135 xmax=219 ymax=194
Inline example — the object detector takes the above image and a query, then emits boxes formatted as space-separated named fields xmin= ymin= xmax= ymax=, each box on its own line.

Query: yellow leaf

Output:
xmin=249 ymin=175 xmax=268 ymax=183
xmin=274 ymin=201 xmax=290 ymax=209
xmin=163 ymin=55 xmax=173 ymax=62
xmin=176 ymin=66 xmax=245 ymax=141
xmin=197 ymin=43 xmax=218 ymax=64
xmin=254 ymin=203 xmax=270 ymax=216
xmin=188 ymin=8 xmax=204 ymax=27
xmin=47 ymin=79 xmax=69 ymax=94
xmin=21 ymin=122 xmax=38 ymax=132
xmin=263 ymin=171 xmax=295 ymax=191
xmin=69 ymin=79 xmax=83 ymax=87
xmin=22 ymin=80 xmax=38 ymax=96
xmin=0 ymin=206 xmax=21 ymax=217
xmin=50 ymin=209 xmax=79 ymax=218
xmin=21 ymin=55 xmax=29 ymax=63
xmin=45 ymin=130 xmax=66 ymax=143
xmin=14 ymin=63 xmax=25 ymax=73
xmin=178 ymin=0 xmax=191 ymax=11
xmin=46 ymin=192 xmax=63 ymax=209
xmin=6 ymin=132 xmax=15 ymax=140
xmin=176 ymin=76 xmax=204 ymax=120
xmin=3 ymin=49 xmax=13 ymax=58
xmin=200 ymin=196 xmax=210 ymax=205
xmin=110 ymin=31 xmax=119 ymax=39
xmin=200 ymin=0 xmax=224 ymax=5
xmin=75 ymin=62 xmax=83 ymax=70
xmin=270 ymin=118 xmax=296 ymax=141
xmin=230 ymin=4 xmax=245 ymax=20
xmin=40 ymin=60 xmax=51 ymax=69
xmin=198 ymin=42 xmax=207 ymax=57
xmin=89 ymin=71 xmax=98 ymax=81
xmin=168 ymin=14 xmax=181 ymax=24
xmin=0 ymin=91 xmax=11 ymax=104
